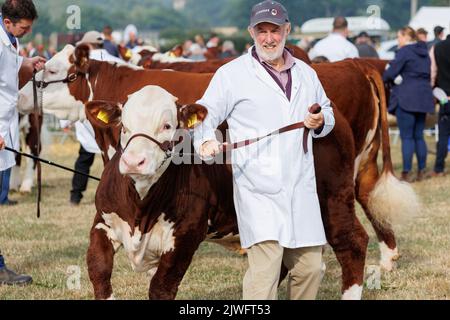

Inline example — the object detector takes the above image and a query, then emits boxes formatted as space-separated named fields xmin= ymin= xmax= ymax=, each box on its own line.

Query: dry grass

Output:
xmin=0 ymin=136 xmax=449 ymax=300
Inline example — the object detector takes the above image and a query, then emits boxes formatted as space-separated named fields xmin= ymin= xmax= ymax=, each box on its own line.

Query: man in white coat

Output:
xmin=309 ymin=16 xmax=359 ymax=62
xmin=0 ymin=0 xmax=45 ymax=286
xmin=194 ymin=0 xmax=335 ymax=300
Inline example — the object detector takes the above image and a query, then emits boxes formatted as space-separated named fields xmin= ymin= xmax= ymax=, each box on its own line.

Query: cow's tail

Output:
xmin=366 ymin=68 xmax=420 ymax=227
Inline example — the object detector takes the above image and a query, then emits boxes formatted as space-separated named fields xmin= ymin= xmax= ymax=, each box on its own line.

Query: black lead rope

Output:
xmin=5 ymin=147 xmax=101 ymax=182
xmin=32 ymin=72 xmax=42 ymax=218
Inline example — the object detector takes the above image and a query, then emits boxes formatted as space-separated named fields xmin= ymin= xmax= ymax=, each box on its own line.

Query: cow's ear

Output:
xmin=85 ymin=100 xmax=122 ymax=128
xmin=72 ymin=44 xmax=90 ymax=73
xmin=178 ymin=104 xmax=208 ymax=129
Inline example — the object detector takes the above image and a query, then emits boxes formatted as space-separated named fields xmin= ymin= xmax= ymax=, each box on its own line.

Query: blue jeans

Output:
xmin=396 ymin=107 xmax=427 ymax=173
xmin=0 ymin=168 xmax=12 ymax=204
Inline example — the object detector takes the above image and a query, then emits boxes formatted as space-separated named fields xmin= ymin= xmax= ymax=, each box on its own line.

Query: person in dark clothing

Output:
xmin=70 ymin=145 xmax=95 ymax=205
xmin=355 ymin=31 xmax=379 ymax=58
xmin=102 ymin=25 xmax=119 ymax=58
xmin=383 ymin=26 xmax=434 ymax=182
xmin=427 ymin=26 xmax=444 ymax=50
xmin=431 ymin=34 xmax=450 ymax=176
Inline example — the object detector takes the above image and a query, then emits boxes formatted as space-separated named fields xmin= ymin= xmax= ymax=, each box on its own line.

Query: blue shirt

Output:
xmin=0 ymin=16 xmax=17 ymax=47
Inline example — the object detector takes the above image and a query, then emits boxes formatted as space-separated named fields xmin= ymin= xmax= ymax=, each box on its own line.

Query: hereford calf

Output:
xmin=86 ymin=86 xmax=238 ymax=300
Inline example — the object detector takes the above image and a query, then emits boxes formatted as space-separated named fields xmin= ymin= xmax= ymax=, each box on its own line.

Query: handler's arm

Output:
xmin=19 ymin=56 xmax=46 ymax=89
xmin=193 ymin=68 xmax=234 ymax=159
xmin=310 ymin=70 xmax=335 ymax=139
xmin=383 ymin=50 xmax=407 ymax=83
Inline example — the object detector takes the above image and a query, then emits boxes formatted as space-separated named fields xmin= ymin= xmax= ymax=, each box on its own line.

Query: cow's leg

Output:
xmin=356 ymin=160 xmax=399 ymax=272
xmin=313 ymin=111 xmax=369 ymax=300
xmin=149 ymin=231 xmax=205 ymax=300
xmin=321 ymin=182 xmax=369 ymax=300
xmin=9 ymin=165 xmax=21 ymax=192
xmin=19 ymin=155 xmax=35 ymax=193
xmin=87 ymin=214 xmax=116 ymax=300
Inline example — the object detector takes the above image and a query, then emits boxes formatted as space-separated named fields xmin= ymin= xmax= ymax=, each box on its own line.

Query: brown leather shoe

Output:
xmin=401 ymin=172 xmax=415 ymax=183
xmin=431 ymin=171 xmax=446 ymax=178
xmin=0 ymin=267 xmax=33 ymax=286
xmin=416 ymin=170 xmax=432 ymax=182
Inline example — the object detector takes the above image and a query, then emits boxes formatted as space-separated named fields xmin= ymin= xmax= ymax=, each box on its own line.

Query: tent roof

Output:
xmin=409 ymin=6 xmax=450 ymax=40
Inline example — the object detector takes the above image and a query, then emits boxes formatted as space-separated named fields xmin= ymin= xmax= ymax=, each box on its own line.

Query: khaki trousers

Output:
xmin=243 ymin=241 xmax=324 ymax=300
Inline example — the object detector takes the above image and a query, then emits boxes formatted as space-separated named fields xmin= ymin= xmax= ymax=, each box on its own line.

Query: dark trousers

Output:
xmin=70 ymin=145 xmax=95 ymax=203
xmin=434 ymin=113 xmax=450 ymax=173
xmin=0 ymin=168 xmax=11 ymax=204
xmin=396 ymin=107 xmax=428 ymax=172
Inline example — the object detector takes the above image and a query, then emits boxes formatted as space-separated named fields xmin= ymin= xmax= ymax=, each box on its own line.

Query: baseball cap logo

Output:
xmin=271 ymin=9 xmax=278 ymax=16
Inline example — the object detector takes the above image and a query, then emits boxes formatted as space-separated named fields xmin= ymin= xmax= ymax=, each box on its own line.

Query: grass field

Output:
xmin=0 ymin=135 xmax=449 ymax=300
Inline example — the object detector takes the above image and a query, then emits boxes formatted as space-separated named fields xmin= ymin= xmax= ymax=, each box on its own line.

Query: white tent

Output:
xmin=409 ymin=6 xmax=450 ymax=40
xmin=300 ymin=16 xmax=391 ymax=37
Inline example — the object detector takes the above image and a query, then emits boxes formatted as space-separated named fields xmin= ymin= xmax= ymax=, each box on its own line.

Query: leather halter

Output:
xmin=34 ymin=71 xmax=84 ymax=89
xmin=120 ymin=133 xmax=184 ymax=157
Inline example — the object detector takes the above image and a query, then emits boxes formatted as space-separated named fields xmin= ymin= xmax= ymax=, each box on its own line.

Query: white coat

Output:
xmin=0 ymin=20 xmax=23 ymax=171
xmin=193 ymin=48 xmax=335 ymax=249
xmin=309 ymin=33 xmax=359 ymax=62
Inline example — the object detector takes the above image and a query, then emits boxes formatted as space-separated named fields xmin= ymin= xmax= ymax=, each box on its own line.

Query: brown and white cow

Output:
xmin=18 ymin=45 xmax=419 ymax=299
xmin=85 ymin=86 xmax=239 ymax=299
xmin=139 ymin=44 xmax=310 ymax=73
xmin=9 ymin=112 xmax=42 ymax=193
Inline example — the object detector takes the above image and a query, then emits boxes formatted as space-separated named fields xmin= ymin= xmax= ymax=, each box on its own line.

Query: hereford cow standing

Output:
xmin=18 ymin=45 xmax=418 ymax=299
xmin=85 ymin=86 xmax=239 ymax=299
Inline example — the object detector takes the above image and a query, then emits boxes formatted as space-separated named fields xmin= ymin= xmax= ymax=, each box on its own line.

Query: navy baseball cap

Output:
xmin=250 ymin=0 xmax=290 ymax=28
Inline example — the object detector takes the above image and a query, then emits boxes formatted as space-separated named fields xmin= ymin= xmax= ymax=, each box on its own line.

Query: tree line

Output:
xmin=30 ymin=0 xmax=449 ymax=36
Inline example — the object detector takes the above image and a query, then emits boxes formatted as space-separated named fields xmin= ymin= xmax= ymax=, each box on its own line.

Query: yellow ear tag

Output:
xmin=125 ymin=49 xmax=132 ymax=59
xmin=187 ymin=114 xmax=199 ymax=128
xmin=97 ymin=110 xmax=109 ymax=124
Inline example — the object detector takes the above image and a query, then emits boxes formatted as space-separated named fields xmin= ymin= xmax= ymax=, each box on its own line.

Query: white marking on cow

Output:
xmin=379 ymin=242 xmax=399 ymax=272
xmin=85 ymin=74 xmax=94 ymax=101
xmin=132 ymin=158 xmax=172 ymax=200
xmin=118 ymin=86 xmax=178 ymax=199
xmin=107 ymin=145 xmax=116 ymax=160
xmin=19 ymin=162 xmax=34 ymax=193
xmin=354 ymin=128 xmax=376 ymax=181
xmin=342 ymin=284 xmax=363 ymax=300
xmin=106 ymin=295 xmax=115 ymax=300
xmin=354 ymin=84 xmax=380 ymax=181
xmin=9 ymin=165 xmax=22 ymax=192
xmin=95 ymin=212 xmax=176 ymax=274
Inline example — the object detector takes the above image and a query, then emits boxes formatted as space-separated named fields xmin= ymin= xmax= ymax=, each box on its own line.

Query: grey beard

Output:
xmin=254 ymin=37 xmax=287 ymax=63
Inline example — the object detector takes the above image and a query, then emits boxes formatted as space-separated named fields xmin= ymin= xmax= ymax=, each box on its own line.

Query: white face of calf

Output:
xmin=85 ymin=85 xmax=207 ymax=199
xmin=120 ymin=86 xmax=178 ymax=177
xmin=18 ymin=45 xmax=89 ymax=121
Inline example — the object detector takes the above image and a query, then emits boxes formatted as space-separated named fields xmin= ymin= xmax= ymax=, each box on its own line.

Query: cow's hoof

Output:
xmin=342 ymin=285 xmax=363 ymax=300
xmin=19 ymin=181 xmax=33 ymax=194
xmin=379 ymin=242 xmax=399 ymax=272
xmin=237 ymin=248 xmax=247 ymax=256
